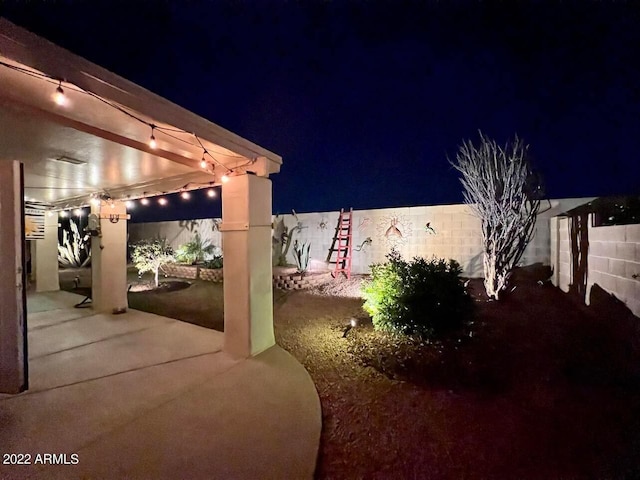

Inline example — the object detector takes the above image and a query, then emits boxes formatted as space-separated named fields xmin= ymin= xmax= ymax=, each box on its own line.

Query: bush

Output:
xmin=175 ymin=232 xmax=215 ymax=264
xmin=202 ymin=255 xmax=223 ymax=269
xmin=361 ymin=250 xmax=473 ymax=339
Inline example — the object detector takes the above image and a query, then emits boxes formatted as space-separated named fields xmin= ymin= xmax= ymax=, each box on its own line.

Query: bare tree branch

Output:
xmin=451 ymin=131 xmax=541 ymax=299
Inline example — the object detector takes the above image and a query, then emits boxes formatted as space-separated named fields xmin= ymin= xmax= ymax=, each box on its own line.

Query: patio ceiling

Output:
xmin=0 ymin=19 xmax=282 ymax=209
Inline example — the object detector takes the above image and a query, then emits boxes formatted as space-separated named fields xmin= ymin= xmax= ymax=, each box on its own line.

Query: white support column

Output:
xmin=34 ymin=211 xmax=60 ymax=292
xmin=222 ymin=174 xmax=274 ymax=358
xmin=91 ymin=200 xmax=128 ymax=313
xmin=0 ymin=161 xmax=27 ymax=393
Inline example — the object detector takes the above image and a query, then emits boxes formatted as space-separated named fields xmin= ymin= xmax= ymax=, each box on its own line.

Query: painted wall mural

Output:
xmin=376 ymin=214 xmax=413 ymax=248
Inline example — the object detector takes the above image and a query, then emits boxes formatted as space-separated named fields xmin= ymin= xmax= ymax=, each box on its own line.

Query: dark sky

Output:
xmin=3 ymin=0 xmax=640 ymax=222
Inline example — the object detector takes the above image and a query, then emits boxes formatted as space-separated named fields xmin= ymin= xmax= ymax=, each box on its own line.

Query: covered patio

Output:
xmin=1 ymin=291 xmax=319 ymax=478
xmin=0 ymin=19 xmax=319 ymax=478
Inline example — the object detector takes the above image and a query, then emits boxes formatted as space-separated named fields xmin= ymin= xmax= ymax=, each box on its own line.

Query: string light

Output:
xmin=47 ymin=210 xmax=54 ymax=217
xmin=221 ymin=173 xmax=230 ymax=183
xmin=158 ymin=197 xmax=168 ymax=206
xmin=207 ymin=188 xmax=216 ymax=198
xmin=54 ymin=80 xmax=66 ymax=106
xmin=59 ymin=210 xmax=68 ymax=218
xmin=180 ymin=191 xmax=191 ymax=200
xmin=149 ymin=125 xmax=157 ymax=149
xmin=73 ymin=208 xmax=83 ymax=216
xmin=125 ymin=200 xmax=134 ymax=209
xmin=140 ymin=198 xmax=150 ymax=206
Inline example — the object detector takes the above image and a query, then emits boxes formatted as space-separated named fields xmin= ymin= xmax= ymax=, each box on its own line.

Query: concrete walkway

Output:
xmin=0 ymin=291 xmax=321 ymax=479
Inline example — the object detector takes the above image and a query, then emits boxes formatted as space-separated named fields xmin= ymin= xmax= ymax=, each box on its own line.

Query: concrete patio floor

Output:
xmin=0 ymin=291 xmax=321 ymax=479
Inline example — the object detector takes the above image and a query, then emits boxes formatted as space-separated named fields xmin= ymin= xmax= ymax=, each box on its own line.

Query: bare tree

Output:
xmin=452 ymin=132 xmax=541 ymax=300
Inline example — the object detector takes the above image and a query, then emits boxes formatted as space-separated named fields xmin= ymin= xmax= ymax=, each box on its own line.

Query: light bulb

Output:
xmin=59 ymin=210 xmax=68 ymax=218
xmin=181 ymin=191 xmax=191 ymax=200
xmin=207 ymin=188 xmax=216 ymax=198
xmin=149 ymin=134 xmax=157 ymax=149
xmin=54 ymin=82 xmax=66 ymax=106
xmin=140 ymin=198 xmax=150 ymax=206
xmin=221 ymin=174 xmax=229 ymax=183
xmin=47 ymin=211 xmax=54 ymax=217
xmin=158 ymin=197 xmax=168 ymax=206
xmin=110 ymin=202 xmax=116 ymax=209
xmin=125 ymin=200 xmax=134 ymax=209
xmin=73 ymin=208 xmax=83 ymax=216
xmin=200 ymin=159 xmax=208 ymax=169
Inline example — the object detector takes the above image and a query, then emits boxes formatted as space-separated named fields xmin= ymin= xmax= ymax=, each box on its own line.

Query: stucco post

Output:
xmin=91 ymin=200 xmax=128 ymax=313
xmin=221 ymin=174 xmax=274 ymax=358
xmin=34 ymin=211 xmax=60 ymax=292
xmin=0 ymin=161 xmax=28 ymax=393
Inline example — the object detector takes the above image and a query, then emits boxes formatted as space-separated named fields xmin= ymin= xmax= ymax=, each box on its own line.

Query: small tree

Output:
xmin=452 ymin=132 xmax=541 ymax=300
xmin=131 ymin=238 xmax=175 ymax=288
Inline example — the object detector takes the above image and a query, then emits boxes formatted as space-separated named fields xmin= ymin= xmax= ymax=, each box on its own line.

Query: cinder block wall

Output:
xmin=274 ymin=203 xmax=550 ymax=277
xmin=587 ymin=223 xmax=640 ymax=316
xmin=130 ymin=202 xmax=554 ymax=278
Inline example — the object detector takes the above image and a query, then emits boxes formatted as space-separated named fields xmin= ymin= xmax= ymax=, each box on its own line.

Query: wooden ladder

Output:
xmin=328 ymin=208 xmax=353 ymax=279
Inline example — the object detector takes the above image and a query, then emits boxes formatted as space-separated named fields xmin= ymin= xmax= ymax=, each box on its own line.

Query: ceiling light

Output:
xmin=149 ymin=126 xmax=157 ymax=149
xmin=54 ymin=81 xmax=66 ymax=106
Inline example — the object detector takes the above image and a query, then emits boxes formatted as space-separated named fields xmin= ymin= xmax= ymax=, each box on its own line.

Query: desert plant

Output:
xmin=293 ymin=240 xmax=311 ymax=274
xmin=175 ymin=232 xmax=215 ymax=264
xmin=452 ymin=131 xmax=541 ymax=300
xmin=130 ymin=238 xmax=175 ymax=287
xmin=58 ymin=219 xmax=91 ymax=268
xmin=361 ymin=250 xmax=473 ymax=339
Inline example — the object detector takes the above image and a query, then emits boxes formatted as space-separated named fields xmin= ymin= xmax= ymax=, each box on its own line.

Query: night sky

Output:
xmin=3 ymin=1 xmax=640 ymax=222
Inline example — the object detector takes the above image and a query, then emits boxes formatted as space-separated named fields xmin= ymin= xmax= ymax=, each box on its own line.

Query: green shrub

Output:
xmin=361 ymin=250 xmax=473 ymax=339
xmin=175 ymin=232 xmax=215 ymax=264
xmin=202 ymin=255 xmax=223 ymax=269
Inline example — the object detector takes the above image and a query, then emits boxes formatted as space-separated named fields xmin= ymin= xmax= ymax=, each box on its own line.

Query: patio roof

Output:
xmin=0 ymin=19 xmax=282 ymax=209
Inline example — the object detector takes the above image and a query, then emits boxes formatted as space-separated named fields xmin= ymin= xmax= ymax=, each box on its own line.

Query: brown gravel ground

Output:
xmin=59 ymin=266 xmax=640 ymax=479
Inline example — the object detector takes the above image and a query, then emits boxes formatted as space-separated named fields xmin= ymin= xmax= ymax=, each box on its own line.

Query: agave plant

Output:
xmin=58 ymin=219 xmax=91 ymax=268
xmin=293 ymin=240 xmax=311 ymax=274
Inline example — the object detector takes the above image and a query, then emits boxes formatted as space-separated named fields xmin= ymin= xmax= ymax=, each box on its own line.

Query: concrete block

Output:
xmin=627 ymin=298 xmax=640 ymax=319
xmin=603 ymin=225 xmax=627 ymax=242
xmin=615 ymin=242 xmax=636 ymax=261
xmin=589 ymin=255 xmax=608 ymax=273
xmin=625 ymin=261 xmax=640 ymax=280
xmin=626 ymin=225 xmax=640 ymax=243
xmin=609 ymin=258 xmax=626 ymax=277
xmin=615 ymin=277 xmax=636 ymax=303
xmin=599 ymin=272 xmax=617 ymax=293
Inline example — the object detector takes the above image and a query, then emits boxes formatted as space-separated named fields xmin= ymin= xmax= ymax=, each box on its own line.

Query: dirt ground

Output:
xmin=58 ymin=267 xmax=640 ymax=479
